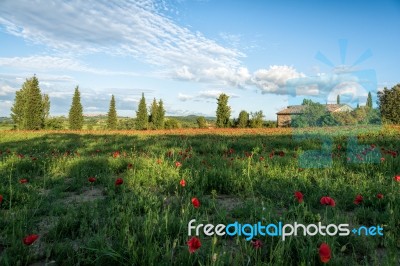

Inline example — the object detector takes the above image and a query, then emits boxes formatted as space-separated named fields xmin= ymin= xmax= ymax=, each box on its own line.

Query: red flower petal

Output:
xmin=191 ymin=197 xmax=200 ymax=208
xmin=115 ymin=178 xmax=123 ymax=186
xmin=187 ymin=237 xmax=201 ymax=253
xmin=319 ymin=243 xmax=331 ymax=263
xmin=23 ymin=234 xmax=39 ymax=246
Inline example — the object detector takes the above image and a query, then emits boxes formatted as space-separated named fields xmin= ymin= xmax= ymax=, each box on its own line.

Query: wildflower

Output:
xmin=175 ymin=161 xmax=182 ymax=168
xmin=115 ymin=178 xmax=123 ymax=186
xmin=180 ymin=179 xmax=186 ymax=187
xmin=319 ymin=243 xmax=331 ymax=263
xmin=19 ymin=179 xmax=28 ymax=184
xmin=187 ymin=237 xmax=201 ymax=253
xmin=127 ymin=163 xmax=133 ymax=169
xmin=354 ymin=194 xmax=363 ymax=205
xmin=23 ymin=234 xmax=39 ymax=246
xmin=294 ymin=191 xmax=304 ymax=203
xmin=251 ymin=239 xmax=262 ymax=249
xmin=0 ymin=194 xmax=3 ymax=204
xmin=320 ymin=196 xmax=335 ymax=207
xmin=377 ymin=193 xmax=384 ymax=199
xmin=88 ymin=177 xmax=96 ymax=183
xmin=394 ymin=175 xmax=400 ymax=182
xmin=191 ymin=197 xmax=200 ymax=208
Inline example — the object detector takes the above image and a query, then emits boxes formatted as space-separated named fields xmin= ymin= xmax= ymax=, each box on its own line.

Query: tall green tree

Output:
xmin=236 ymin=110 xmax=249 ymax=128
xmin=68 ymin=86 xmax=83 ymax=130
xmin=337 ymin=95 xmax=340 ymax=104
xmin=136 ymin=93 xmax=148 ymax=130
xmin=157 ymin=99 xmax=165 ymax=129
xmin=215 ymin=93 xmax=231 ymax=128
xmin=378 ymin=84 xmax=400 ymax=124
xmin=366 ymin=91 xmax=373 ymax=109
xmin=107 ymin=95 xmax=117 ymax=129
xmin=149 ymin=98 xmax=159 ymax=130
xmin=11 ymin=76 xmax=49 ymax=130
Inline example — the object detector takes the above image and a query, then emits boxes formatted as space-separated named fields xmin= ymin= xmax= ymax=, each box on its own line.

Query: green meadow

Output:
xmin=0 ymin=127 xmax=399 ymax=265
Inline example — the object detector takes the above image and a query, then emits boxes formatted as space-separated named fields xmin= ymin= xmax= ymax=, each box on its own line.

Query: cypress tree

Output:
xmin=215 ymin=93 xmax=231 ymax=128
xmin=366 ymin=92 xmax=373 ymax=108
xmin=11 ymin=88 xmax=27 ymax=129
xmin=11 ymin=76 xmax=49 ymax=130
xmin=149 ymin=98 xmax=158 ymax=130
xmin=68 ymin=86 xmax=83 ymax=130
xmin=157 ymin=99 xmax=165 ymax=129
xmin=136 ymin=93 xmax=148 ymax=130
xmin=337 ymin=95 xmax=340 ymax=104
xmin=107 ymin=95 xmax=118 ymax=129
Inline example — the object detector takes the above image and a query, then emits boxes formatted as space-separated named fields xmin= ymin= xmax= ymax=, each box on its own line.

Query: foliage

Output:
xmin=107 ymin=95 xmax=118 ymax=130
xmin=11 ymin=76 xmax=50 ymax=130
xmin=366 ymin=92 xmax=373 ymax=109
xmin=164 ymin=118 xmax=181 ymax=129
xmin=337 ymin=95 xmax=340 ymax=104
xmin=378 ymin=84 xmax=400 ymax=124
xmin=236 ymin=110 xmax=249 ymax=128
xmin=45 ymin=117 xmax=65 ymax=130
xmin=196 ymin=116 xmax=207 ymax=128
xmin=215 ymin=93 xmax=231 ymax=128
xmin=136 ymin=93 xmax=148 ymax=130
xmin=249 ymin=111 xmax=264 ymax=128
xmin=156 ymin=99 xmax=165 ymax=129
xmin=68 ymin=86 xmax=84 ymax=130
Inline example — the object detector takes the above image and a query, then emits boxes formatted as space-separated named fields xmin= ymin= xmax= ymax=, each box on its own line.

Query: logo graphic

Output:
xmin=286 ymin=39 xmax=381 ymax=168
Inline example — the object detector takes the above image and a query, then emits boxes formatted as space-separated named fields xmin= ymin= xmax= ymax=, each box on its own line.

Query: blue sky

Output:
xmin=0 ymin=0 xmax=399 ymax=119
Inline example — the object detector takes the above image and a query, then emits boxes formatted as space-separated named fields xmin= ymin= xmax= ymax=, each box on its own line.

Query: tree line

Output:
xmin=9 ymin=76 xmax=400 ymax=130
xmin=10 ymin=76 xmax=167 ymax=130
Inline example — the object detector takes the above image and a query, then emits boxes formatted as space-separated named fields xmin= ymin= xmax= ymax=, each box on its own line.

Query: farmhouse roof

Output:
xmin=276 ymin=104 xmax=352 ymax=115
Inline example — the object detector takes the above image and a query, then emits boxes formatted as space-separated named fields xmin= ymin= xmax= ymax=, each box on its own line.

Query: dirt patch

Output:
xmin=215 ymin=195 xmax=243 ymax=211
xmin=61 ymin=187 xmax=106 ymax=204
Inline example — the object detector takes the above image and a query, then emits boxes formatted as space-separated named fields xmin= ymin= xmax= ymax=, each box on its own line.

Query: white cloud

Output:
xmin=199 ymin=90 xmax=238 ymax=99
xmin=0 ymin=85 xmax=17 ymax=96
xmin=0 ymin=56 xmax=139 ymax=76
xmin=178 ymin=93 xmax=194 ymax=101
xmin=178 ymin=90 xmax=239 ymax=102
xmin=0 ymin=0 xmax=243 ymax=82
xmin=251 ymin=65 xmax=305 ymax=94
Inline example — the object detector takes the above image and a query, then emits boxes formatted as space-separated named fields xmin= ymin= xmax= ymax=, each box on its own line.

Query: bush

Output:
xmin=164 ymin=119 xmax=181 ymax=129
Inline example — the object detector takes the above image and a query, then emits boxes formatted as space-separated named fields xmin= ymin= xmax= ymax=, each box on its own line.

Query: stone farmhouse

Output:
xmin=276 ymin=104 xmax=353 ymax=127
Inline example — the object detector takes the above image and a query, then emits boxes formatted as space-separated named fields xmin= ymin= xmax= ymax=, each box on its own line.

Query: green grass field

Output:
xmin=0 ymin=127 xmax=399 ymax=265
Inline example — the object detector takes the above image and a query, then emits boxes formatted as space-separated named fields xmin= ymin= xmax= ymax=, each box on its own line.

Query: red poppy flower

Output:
xmin=191 ymin=197 xmax=200 ymax=208
xmin=88 ymin=177 xmax=96 ymax=183
xmin=0 ymin=194 xmax=3 ymax=204
xmin=320 ymin=196 xmax=335 ymax=207
xmin=294 ymin=191 xmax=304 ymax=203
xmin=319 ymin=243 xmax=331 ymax=263
xmin=19 ymin=179 xmax=28 ymax=184
xmin=377 ymin=193 xmax=384 ymax=199
xmin=394 ymin=175 xmax=400 ymax=182
xmin=180 ymin=179 xmax=186 ymax=187
xmin=175 ymin=161 xmax=182 ymax=167
xmin=187 ymin=236 xmax=201 ymax=253
xmin=354 ymin=194 xmax=363 ymax=205
xmin=112 ymin=151 xmax=120 ymax=158
xmin=23 ymin=234 xmax=39 ymax=246
xmin=380 ymin=157 xmax=385 ymax=162
xmin=115 ymin=178 xmax=123 ymax=186
xmin=251 ymin=239 xmax=262 ymax=249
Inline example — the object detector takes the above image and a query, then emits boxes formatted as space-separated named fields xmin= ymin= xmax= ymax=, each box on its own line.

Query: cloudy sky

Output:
xmin=0 ymin=0 xmax=399 ymax=119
